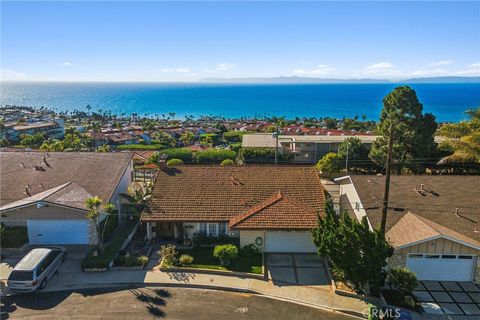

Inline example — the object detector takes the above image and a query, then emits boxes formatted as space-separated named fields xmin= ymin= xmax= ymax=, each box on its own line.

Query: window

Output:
xmin=409 ymin=254 xmax=423 ymax=259
xmin=208 ymin=223 xmax=218 ymax=237
xmin=355 ymin=202 xmax=360 ymax=211
xmin=425 ymin=255 xmax=440 ymax=259
xmin=199 ymin=223 xmax=207 ymax=236
xmin=458 ymin=255 xmax=473 ymax=259
xmin=441 ymin=255 xmax=456 ymax=259
xmin=219 ymin=223 xmax=227 ymax=235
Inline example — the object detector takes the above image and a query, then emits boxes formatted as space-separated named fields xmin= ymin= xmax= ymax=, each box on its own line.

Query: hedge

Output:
xmin=1 ymin=224 xmax=28 ymax=248
xmin=99 ymin=210 xmax=119 ymax=242
xmin=239 ymin=147 xmax=292 ymax=164
xmin=195 ymin=149 xmax=236 ymax=164
xmin=156 ymin=148 xmax=194 ymax=163
xmin=223 ymin=131 xmax=255 ymax=142
xmin=116 ymin=144 xmax=166 ymax=151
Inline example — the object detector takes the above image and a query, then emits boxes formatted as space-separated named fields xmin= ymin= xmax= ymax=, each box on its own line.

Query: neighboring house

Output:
xmin=242 ymin=133 xmax=378 ymax=164
xmin=3 ymin=118 xmax=65 ymax=142
xmin=0 ymin=152 xmax=134 ymax=245
xmin=141 ymin=165 xmax=325 ymax=253
xmin=336 ymin=175 xmax=480 ymax=282
xmin=132 ymin=150 xmax=158 ymax=166
xmin=105 ymin=132 xmax=140 ymax=145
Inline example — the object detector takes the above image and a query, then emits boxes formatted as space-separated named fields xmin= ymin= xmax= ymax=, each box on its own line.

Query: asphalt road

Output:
xmin=1 ymin=286 xmax=357 ymax=320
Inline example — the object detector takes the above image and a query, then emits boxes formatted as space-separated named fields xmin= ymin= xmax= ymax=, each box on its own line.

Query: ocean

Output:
xmin=1 ymin=82 xmax=479 ymax=122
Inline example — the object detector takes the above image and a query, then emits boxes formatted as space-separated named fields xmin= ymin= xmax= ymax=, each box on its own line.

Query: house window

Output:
xmin=219 ymin=223 xmax=227 ymax=235
xmin=199 ymin=223 xmax=208 ymax=235
xmin=208 ymin=223 xmax=218 ymax=237
xmin=458 ymin=255 xmax=473 ymax=259
xmin=425 ymin=255 xmax=440 ymax=259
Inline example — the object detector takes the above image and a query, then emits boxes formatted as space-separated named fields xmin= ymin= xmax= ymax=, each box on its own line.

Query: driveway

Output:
xmin=410 ymin=280 xmax=480 ymax=316
xmin=265 ymin=253 xmax=330 ymax=287
xmin=0 ymin=245 xmax=89 ymax=293
xmin=1 ymin=287 xmax=354 ymax=320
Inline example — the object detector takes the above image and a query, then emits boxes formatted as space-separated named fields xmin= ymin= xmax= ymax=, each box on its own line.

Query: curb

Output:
xmin=5 ymin=281 xmax=366 ymax=319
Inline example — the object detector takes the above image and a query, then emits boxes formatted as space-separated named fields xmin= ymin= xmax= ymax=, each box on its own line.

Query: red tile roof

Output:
xmin=142 ymin=165 xmax=325 ymax=230
xmin=228 ymin=192 xmax=319 ymax=230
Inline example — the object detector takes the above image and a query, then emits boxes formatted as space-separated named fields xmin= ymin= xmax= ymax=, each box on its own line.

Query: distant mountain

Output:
xmin=400 ymin=76 xmax=480 ymax=84
xmin=200 ymin=76 xmax=480 ymax=84
xmin=200 ymin=76 xmax=390 ymax=84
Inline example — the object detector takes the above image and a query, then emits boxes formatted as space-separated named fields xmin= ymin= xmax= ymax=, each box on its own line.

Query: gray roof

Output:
xmin=0 ymin=152 xmax=133 ymax=211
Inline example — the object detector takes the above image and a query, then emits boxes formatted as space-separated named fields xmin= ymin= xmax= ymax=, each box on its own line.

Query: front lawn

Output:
xmin=178 ymin=247 xmax=263 ymax=274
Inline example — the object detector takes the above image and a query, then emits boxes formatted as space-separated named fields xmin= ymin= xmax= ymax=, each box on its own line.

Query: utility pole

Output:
xmin=345 ymin=143 xmax=349 ymax=173
xmin=380 ymin=122 xmax=394 ymax=236
xmin=274 ymin=124 xmax=279 ymax=165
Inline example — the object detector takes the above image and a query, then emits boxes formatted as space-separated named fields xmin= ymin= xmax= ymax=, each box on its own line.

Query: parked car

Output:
xmin=7 ymin=247 xmax=66 ymax=292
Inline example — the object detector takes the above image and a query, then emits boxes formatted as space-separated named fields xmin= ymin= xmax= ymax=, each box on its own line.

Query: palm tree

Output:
xmin=438 ymin=108 xmax=480 ymax=163
xmin=87 ymin=121 xmax=102 ymax=150
xmin=85 ymin=196 xmax=116 ymax=251
xmin=180 ymin=131 xmax=194 ymax=146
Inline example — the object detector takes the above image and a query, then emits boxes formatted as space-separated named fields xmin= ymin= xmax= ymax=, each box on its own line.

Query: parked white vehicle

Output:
xmin=7 ymin=247 xmax=66 ymax=292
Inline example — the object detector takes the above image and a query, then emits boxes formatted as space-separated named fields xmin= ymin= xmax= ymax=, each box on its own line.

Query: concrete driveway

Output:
xmin=265 ymin=253 xmax=330 ymax=287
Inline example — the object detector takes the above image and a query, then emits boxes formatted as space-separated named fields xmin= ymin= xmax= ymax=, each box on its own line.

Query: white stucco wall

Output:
xmin=109 ymin=159 xmax=134 ymax=211
xmin=338 ymin=177 xmax=371 ymax=228
xmin=239 ymin=230 xmax=264 ymax=251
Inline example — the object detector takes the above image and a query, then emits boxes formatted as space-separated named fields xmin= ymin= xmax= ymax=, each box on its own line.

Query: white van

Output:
xmin=7 ymin=247 xmax=66 ymax=292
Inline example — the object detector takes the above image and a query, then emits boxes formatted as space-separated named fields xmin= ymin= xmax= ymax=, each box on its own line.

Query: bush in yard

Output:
xmin=239 ymin=244 xmax=260 ymax=257
xmin=213 ymin=244 xmax=238 ymax=266
xmin=149 ymin=148 xmax=194 ymax=164
xmin=113 ymin=255 xmax=126 ymax=266
xmin=179 ymin=254 xmax=194 ymax=265
xmin=0 ymin=224 xmax=28 ymax=248
xmin=136 ymin=255 xmax=149 ymax=266
xmin=315 ymin=152 xmax=342 ymax=177
xmin=195 ymin=149 xmax=236 ymax=164
xmin=167 ymin=158 xmax=184 ymax=166
xmin=159 ymin=244 xmax=178 ymax=267
xmin=220 ymin=159 xmax=235 ymax=166
xmin=388 ymin=267 xmax=417 ymax=293
xmin=124 ymin=256 xmax=135 ymax=267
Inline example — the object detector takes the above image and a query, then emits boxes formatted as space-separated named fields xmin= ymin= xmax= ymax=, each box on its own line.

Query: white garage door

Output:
xmin=27 ymin=220 xmax=90 ymax=245
xmin=265 ymin=231 xmax=317 ymax=253
xmin=407 ymin=254 xmax=475 ymax=281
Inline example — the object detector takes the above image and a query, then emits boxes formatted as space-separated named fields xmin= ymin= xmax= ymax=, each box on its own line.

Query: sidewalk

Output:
xmin=40 ymin=269 xmax=372 ymax=318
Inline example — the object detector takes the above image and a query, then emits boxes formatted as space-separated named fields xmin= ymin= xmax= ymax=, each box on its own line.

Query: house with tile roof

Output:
xmin=0 ymin=152 xmax=134 ymax=245
xmin=141 ymin=164 xmax=325 ymax=253
xmin=335 ymin=175 xmax=480 ymax=283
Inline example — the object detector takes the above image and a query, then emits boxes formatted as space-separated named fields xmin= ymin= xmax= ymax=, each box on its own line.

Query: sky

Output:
xmin=1 ymin=1 xmax=479 ymax=82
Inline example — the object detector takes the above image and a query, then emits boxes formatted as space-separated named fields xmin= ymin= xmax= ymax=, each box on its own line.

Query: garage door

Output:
xmin=265 ymin=231 xmax=317 ymax=253
xmin=407 ymin=254 xmax=475 ymax=281
xmin=27 ymin=220 xmax=90 ymax=245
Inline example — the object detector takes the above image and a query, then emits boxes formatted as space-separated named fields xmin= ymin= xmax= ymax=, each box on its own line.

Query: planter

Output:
xmin=159 ymin=258 xmax=264 ymax=280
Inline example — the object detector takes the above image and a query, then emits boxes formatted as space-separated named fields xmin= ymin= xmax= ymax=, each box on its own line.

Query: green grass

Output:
xmin=178 ymin=247 xmax=263 ymax=274
xmin=81 ymin=219 xmax=138 ymax=269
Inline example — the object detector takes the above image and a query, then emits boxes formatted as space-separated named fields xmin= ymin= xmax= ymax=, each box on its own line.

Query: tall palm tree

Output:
xmin=87 ymin=121 xmax=102 ymax=150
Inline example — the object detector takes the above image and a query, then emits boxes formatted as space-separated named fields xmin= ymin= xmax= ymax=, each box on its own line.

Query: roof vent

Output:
xmin=34 ymin=165 xmax=46 ymax=171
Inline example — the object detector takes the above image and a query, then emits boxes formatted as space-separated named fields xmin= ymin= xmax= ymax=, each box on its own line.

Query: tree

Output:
xmin=337 ymin=137 xmax=369 ymax=161
xmin=369 ymin=86 xmax=438 ymax=173
xmin=96 ymin=144 xmax=110 ymax=152
xmin=85 ymin=196 xmax=115 ymax=250
xmin=312 ymin=203 xmax=393 ymax=296
xmin=122 ymin=182 xmax=153 ymax=204
xmin=437 ymin=108 xmax=480 ymax=163
xmin=180 ymin=131 xmax=195 ymax=146
xmin=20 ymin=133 xmax=46 ymax=147
xmin=315 ymin=153 xmax=341 ymax=177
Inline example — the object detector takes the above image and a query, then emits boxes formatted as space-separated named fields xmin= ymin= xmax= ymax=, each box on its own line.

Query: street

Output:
xmin=1 ymin=286 xmax=356 ymax=320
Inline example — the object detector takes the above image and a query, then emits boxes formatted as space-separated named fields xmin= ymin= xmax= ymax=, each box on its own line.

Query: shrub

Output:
xmin=213 ymin=244 xmax=238 ymax=266
xmin=223 ymin=131 xmax=254 ymax=142
xmin=179 ymin=254 xmax=194 ymax=265
xmin=153 ymin=148 xmax=194 ymax=163
xmin=167 ymin=158 xmax=184 ymax=166
xmin=124 ymin=256 xmax=135 ymax=267
xmin=388 ymin=267 xmax=417 ymax=293
xmin=0 ymin=224 xmax=28 ymax=248
xmin=192 ymin=234 xmax=239 ymax=247
xmin=195 ymin=149 xmax=236 ymax=164
xmin=238 ymin=147 xmax=292 ymax=164
xmin=100 ymin=211 xmax=119 ymax=242
xmin=136 ymin=255 xmax=149 ymax=266
xmin=240 ymin=244 xmax=260 ymax=257
xmin=229 ymin=142 xmax=242 ymax=153
xmin=220 ymin=159 xmax=235 ymax=166
xmin=116 ymin=144 xmax=165 ymax=151
xmin=159 ymin=244 xmax=178 ymax=267
xmin=113 ymin=255 xmax=126 ymax=266
xmin=315 ymin=152 xmax=342 ymax=177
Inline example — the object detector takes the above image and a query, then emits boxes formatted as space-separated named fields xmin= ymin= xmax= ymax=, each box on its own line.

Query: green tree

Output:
xmin=180 ymin=131 xmax=195 ymax=146
xmin=315 ymin=153 xmax=341 ymax=177
xmin=312 ymin=203 xmax=393 ymax=296
xmin=20 ymin=133 xmax=46 ymax=147
xmin=369 ymin=86 xmax=438 ymax=173
xmin=96 ymin=144 xmax=110 ymax=152
xmin=437 ymin=108 xmax=480 ymax=163
xmin=337 ymin=137 xmax=369 ymax=161
xmin=152 ymin=131 xmax=177 ymax=148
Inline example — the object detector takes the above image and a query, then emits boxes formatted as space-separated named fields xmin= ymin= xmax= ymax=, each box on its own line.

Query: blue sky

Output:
xmin=1 ymin=1 xmax=479 ymax=81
